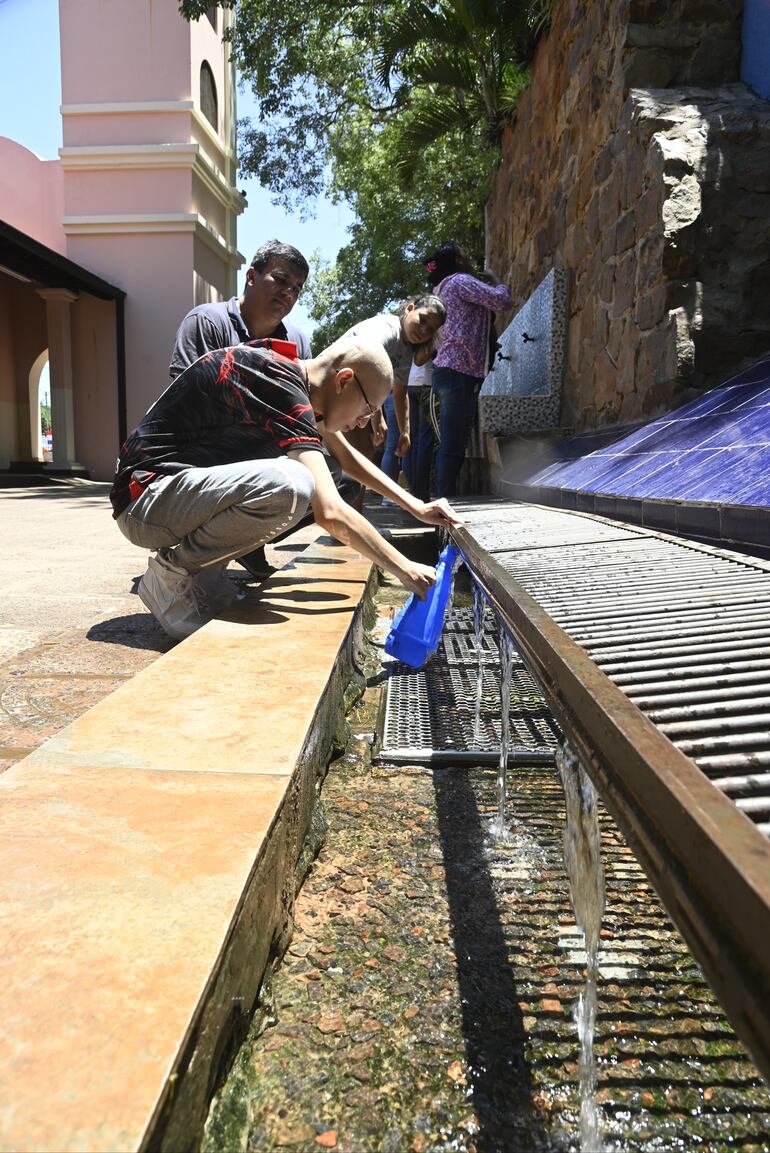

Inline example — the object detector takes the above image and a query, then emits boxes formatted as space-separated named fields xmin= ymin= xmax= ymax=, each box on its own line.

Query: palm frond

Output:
xmin=498 ymin=63 xmax=530 ymax=116
xmin=376 ymin=4 xmax=464 ymax=88
xmin=527 ymin=0 xmax=554 ymax=37
xmin=442 ymin=0 xmax=475 ymax=38
xmin=392 ymin=93 xmax=485 ymax=179
xmin=406 ymin=51 xmax=478 ymax=94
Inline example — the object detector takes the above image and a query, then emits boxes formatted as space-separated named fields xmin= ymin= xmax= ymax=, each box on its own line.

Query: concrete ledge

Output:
xmin=0 ymin=531 xmax=373 ymax=1153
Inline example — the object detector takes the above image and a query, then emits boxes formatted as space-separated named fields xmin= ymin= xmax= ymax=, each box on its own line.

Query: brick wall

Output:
xmin=487 ymin=0 xmax=770 ymax=431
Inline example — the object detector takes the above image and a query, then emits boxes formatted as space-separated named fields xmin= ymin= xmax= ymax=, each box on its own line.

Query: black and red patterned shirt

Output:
xmin=110 ymin=340 xmax=323 ymax=517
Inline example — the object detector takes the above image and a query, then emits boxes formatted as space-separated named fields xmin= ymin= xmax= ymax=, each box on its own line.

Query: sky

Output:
xmin=0 ymin=0 xmax=354 ymax=334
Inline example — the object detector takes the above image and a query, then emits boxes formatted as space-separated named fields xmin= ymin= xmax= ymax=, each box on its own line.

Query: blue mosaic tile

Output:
xmin=647 ymin=449 xmax=736 ymax=500
xmin=733 ymin=458 xmax=770 ymax=504
xmin=583 ymin=453 xmax=669 ymax=496
xmin=699 ymin=405 xmax=770 ymax=449
xmin=675 ymin=385 xmax=745 ymax=418
xmin=592 ymin=417 xmax=674 ymax=455
xmin=611 ymin=451 xmax=724 ymax=498
xmin=680 ymin=448 xmax=770 ymax=502
xmin=517 ymin=352 xmax=770 ymax=510
xmin=734 ymin=384 xmax=770 ymax=410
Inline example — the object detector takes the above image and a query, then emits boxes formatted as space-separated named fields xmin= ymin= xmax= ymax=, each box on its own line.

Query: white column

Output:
xmin=36 ymin=288 xmax=84 ymax=470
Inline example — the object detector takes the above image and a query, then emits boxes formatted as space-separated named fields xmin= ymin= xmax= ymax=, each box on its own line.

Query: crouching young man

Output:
xmin=110 ymin=337 xmax=451 ymax=639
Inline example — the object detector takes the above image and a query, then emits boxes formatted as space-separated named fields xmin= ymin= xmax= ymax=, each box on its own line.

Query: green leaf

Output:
xmin=179 ymin=0 xmax=550 ymax=338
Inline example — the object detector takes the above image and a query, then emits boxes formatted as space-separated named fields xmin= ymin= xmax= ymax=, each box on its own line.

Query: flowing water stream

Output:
xmin=556 ymin=742 xmax=607 ymax=1152
xmin=471 ymin=578 xmax=608 ymax=1147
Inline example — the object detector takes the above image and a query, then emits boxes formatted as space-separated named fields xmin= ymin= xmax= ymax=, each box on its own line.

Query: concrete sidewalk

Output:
xmin=0 ymin=481 xmax=175 ymax=774
xmin=0 ymin=481 xmax=150 ymax=661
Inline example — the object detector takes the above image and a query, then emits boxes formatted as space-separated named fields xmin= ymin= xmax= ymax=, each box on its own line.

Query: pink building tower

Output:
xmin=0 ymin=0 xmax=245 ymax=480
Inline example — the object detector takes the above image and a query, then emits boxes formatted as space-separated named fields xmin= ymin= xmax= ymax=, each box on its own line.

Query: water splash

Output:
xmin=488 ymin=626 xmax=516 ymax=843
xmin=557 ymin=743 xmax=606 ymax=1153
xmin=473 ymin=582 xmax=485 ymax=744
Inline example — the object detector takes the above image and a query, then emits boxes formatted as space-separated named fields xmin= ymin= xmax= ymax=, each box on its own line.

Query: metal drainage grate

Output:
xmin=463 ymin=508 xmax=770 ymax=839
xmin=379 ymin=607 xmax=561 ymax=765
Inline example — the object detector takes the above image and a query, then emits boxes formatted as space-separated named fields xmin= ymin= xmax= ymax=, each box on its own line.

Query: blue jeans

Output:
xmin=432 ymin=367 xmax=482 ymax=498
xmin=379 ymin=393 xmax=400 ymax=480
xmin=401 ymin=387 xmax=434 ymax=501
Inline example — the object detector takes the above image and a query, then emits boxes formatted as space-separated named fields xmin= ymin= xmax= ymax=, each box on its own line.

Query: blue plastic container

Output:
xmin=384 ymin=544 xmax=461 ymax=668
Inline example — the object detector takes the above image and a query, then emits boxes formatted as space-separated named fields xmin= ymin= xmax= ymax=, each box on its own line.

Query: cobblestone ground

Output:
xmin=204 ymin=579 xmax=770 ymax=1153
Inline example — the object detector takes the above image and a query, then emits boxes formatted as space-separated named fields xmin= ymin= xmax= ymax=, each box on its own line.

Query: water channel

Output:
xmin=204 ymin=573 xmax=770 ymax=1152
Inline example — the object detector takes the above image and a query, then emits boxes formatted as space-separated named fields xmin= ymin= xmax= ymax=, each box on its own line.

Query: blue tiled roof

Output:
xmin=528 ymin=353 xmax=770 ymax=508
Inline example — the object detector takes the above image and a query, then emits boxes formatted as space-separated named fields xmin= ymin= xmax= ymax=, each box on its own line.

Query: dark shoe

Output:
xmin=236 ymin=546 xmax=277 ymax=580
xmin=195 ymin=562 xmax=244 ymax=611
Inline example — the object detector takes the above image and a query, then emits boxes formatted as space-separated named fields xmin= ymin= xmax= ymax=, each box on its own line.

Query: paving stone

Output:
xmin=0 ymin=673 xmax=127 ymax=745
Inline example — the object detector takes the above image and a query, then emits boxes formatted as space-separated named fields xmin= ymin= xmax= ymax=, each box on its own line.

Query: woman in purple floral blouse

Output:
xmin=426 ymin=242 xmax=512 ymax=497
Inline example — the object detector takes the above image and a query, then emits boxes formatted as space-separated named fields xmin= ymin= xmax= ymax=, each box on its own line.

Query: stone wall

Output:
xmin=487 ymin=0 xmax=770 ymax=432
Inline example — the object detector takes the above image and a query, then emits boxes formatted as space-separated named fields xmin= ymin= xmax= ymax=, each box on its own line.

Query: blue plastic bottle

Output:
xmin=384 ymin=543 xmax=462 ymax=668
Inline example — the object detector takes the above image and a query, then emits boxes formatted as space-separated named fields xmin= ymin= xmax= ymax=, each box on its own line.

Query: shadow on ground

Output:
xmin=86 ymin=613 xmax=176 ymax=653
xmin=433 ymin=767 xmax=551 ymax=1153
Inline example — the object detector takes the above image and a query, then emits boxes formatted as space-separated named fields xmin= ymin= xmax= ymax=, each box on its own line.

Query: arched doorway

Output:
xmin=28 ymin=349 xmax=50 ymax=463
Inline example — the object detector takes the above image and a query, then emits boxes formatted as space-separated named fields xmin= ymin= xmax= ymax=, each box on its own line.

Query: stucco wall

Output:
xmin=58 ymin=0 xmax=242 ymax=459
xmin=67 ymin=231 xmax=194 ymax=431
xmin=0 ymin=139 xmax=65 ymax=255
xmin=70 ymin=296 xmax=120 ymax=480
xmin=60 ymin=0 xmax=191 ymax=105
xmin=487 ymin=0 xmax=770 ymax=432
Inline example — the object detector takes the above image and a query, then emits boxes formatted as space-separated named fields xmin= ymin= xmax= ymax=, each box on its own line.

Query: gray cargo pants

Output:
xmin=116 ymin=457 xmax=315 ymax=571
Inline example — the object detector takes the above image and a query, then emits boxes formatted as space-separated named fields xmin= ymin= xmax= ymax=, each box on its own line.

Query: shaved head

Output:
xmin=303 ymin=338 xmax=395 ymax=433
xmin=314 ymin=338 xmax=394 ymax=407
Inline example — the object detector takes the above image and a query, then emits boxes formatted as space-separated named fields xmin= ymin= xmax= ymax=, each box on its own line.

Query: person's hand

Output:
xmin=371 ymin=408 xmax=386 ymax=446
xmin=396 ymin=432 xmax=411 ymax=458
xmin=400 ymin=561 xmax=436 ymax=600
xmin=412 ymin=498 xmax=464 ymax=528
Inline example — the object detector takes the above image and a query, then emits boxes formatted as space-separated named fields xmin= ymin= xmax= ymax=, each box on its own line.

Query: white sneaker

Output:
xmin=195 ymin=562 xmax=244 ymax=613
xmin=138 ymin=549 xmax=213 ymax=639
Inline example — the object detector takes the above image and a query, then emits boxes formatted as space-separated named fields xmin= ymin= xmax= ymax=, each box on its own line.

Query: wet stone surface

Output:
xmin=205 ymin=580 xmax=770 ymax=1153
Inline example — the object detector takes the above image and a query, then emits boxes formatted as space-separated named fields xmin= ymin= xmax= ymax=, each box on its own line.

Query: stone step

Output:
xmin=0 ymin=529 xmax=372 ymax=1153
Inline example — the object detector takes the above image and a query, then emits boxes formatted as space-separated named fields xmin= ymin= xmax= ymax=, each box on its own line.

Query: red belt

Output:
xmin=128 ymin=471 xmax=157 ymax=502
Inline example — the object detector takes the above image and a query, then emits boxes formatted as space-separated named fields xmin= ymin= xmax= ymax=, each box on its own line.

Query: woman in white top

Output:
xmin=400 ymin=356 xmax=435 ymax=500
xmin=341 ymin=295 xmax=445 ymax=474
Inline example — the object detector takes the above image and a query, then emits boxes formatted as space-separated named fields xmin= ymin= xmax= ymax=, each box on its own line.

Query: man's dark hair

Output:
xmin=250 ymin=240 xmax=309 ymax=279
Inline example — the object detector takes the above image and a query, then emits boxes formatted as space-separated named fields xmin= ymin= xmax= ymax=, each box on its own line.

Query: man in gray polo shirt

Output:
xmin=170 ymin=239 xmax=312 ymax=379
xmin=170 ymin=240 xmax=314 ymax=577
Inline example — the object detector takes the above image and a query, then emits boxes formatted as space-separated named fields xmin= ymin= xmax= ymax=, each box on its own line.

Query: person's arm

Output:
xmin=454 ymin=273 xmax=512 ymax=312
xmin=371 ymin=407 xmax=387 ymax=447
xmin=322 ymin=429 xmax=463 ymax=530
xmin=392 ymin=378 xmax=410 ymax=457
xmin=288 ymin=448 xmax=437 ymax=598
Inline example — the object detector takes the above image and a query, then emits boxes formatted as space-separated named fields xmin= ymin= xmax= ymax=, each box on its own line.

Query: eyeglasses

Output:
xmin=270 ymin=269 xmax=304 ymax=300
xmin=352 ymin=374 xmax=376 ymax=421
